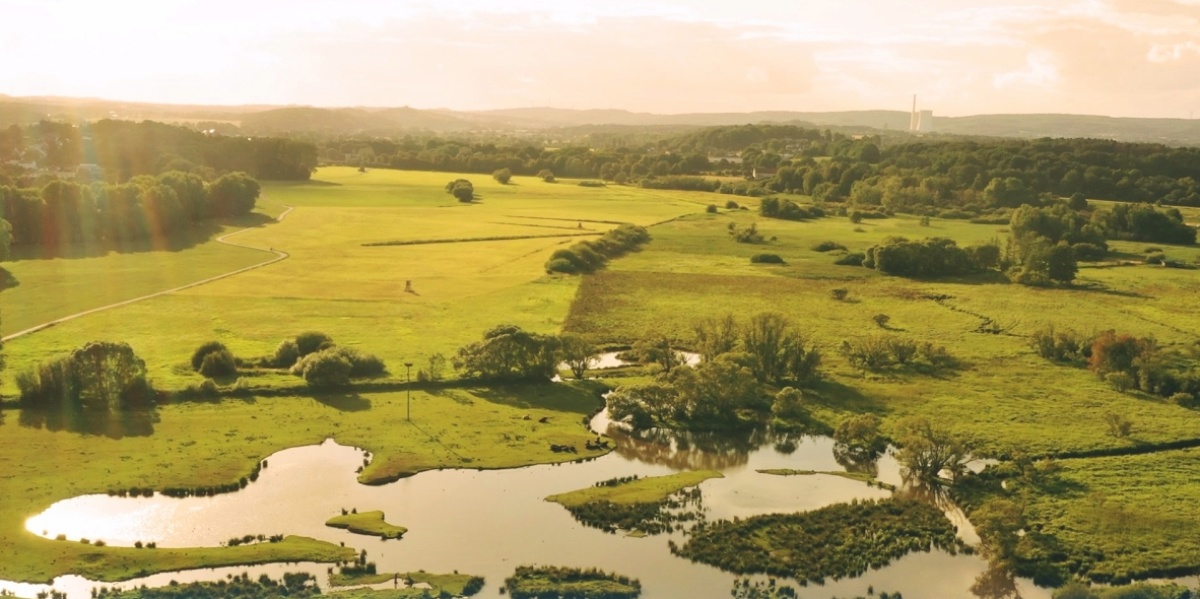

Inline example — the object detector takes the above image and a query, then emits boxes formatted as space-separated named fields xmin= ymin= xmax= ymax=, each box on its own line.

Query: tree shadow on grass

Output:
xmin=18 ymin=406 xmax=158 ymax=438
xmin=471 ymin=381 xmax=606 ymax=414
xmin=311 ymin=391 xmax=372 ymax=412
xmin=807 ymin=379 xmax=888 ymax=414
xmin=7 ymin=212 xmax=279 ymax=261
xmin=0 ymin=267 xmax=17 ymax=290
xmin=1067 ymin=282 xmax=1148 ymax=299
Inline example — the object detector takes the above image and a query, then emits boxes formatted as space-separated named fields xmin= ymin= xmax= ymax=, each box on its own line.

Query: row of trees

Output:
xmin=545 ymin=224 xmax=651 ymax=274
xmin=1032 ymin=325 xmax=1200 ymax=402
xmin=0 ymin=120 xmax=316 ymax=182
xmin=0 ymin=171 xmax=259 ymax=251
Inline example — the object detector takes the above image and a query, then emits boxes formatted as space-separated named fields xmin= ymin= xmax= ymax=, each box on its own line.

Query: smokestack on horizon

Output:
xmin=909 ymin=94 xmax=919 ymax=131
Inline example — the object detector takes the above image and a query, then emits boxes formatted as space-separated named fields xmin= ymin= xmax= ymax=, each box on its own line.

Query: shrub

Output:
xmin=849 ymin=210 xmax=864 ymax=224
xmin=730 ymin=222 xmax=765 ymax=244
xmin=295 ymin=350 xmax=352 ymax=388
xmin=725 ymin=200 xmax=740 ymax=209
xmin=1170 ymin=392 xmax=1198 ymax=408
xmin=830 ymin=288 xmax=849 ymax=301
xmin=873 ymin=314 xmax=891 ymax=328
xmin=191 ymin=341 xmax=228 ymax=371
xmin=1104 ymin=412 xmax=1133 ymax=438
xmin=578 ymin=180 xmax=606 ymax=187
xmin=812 ymin=241 xmax=847 ymax=252
xmin=198 ymin=349 xmax=237 ymax=378
xmin=337 ymin=348 xmax=387 ymax=378
xmin=705 ymin=204 xmax=718 ymax=213
xmin=537 ymin=169 xmax=555 ymax=183
xmin=750 ymin=253 xmax=784 ymax=264
xmin=1106 ymin=372 xmax=1135 ymax=393
xmin=273 ymin=339 xmax=300 ymax=368
xmin=445 ymin=178 xmax=474 ymax=202
xmin=771 ymin=387 xmax=806 ymax=419
xmin=834 ymin=252 xmax=865 ymax=266
xmin=295 ymin=331 xmax=334 ymax=357
xmin=1072 ymin=242 xmax=1106 ymax=261
xmin=492 ymin=168 xmax=512 ymax=184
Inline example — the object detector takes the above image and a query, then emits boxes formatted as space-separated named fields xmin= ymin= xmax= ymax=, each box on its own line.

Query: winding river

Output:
xmin=4 ymin=391 xmax=1052 ymax=599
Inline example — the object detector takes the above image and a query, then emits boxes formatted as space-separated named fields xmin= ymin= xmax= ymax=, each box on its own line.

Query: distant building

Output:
xmin=909 ymin=96 xmax=935 ymax=132
xmin=918 ymin=110 xmax=935 ymax=132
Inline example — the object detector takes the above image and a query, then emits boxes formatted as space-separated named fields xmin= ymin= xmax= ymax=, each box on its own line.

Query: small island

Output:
xmin=504 ymin=565 xmax=640 ymax=599
xmin=545 ymin=471 xmax=721 ymax=536
xmin=756 ymin=468 xmax=896 ymax=491
xmin=325 ymin=510 xmax=407 ymax=540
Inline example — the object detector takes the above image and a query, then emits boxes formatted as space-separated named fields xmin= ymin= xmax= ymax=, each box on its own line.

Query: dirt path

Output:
xmin=1 ymin=206 xmax=295 ymax=343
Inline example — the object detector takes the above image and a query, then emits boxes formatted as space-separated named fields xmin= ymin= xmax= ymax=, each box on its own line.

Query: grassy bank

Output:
xmin=324 ymin=511 xmax=406 ymax=540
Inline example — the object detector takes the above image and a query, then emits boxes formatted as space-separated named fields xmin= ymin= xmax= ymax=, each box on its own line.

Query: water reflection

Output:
xmin=13 ymin=406 xmax=1050 ymax=599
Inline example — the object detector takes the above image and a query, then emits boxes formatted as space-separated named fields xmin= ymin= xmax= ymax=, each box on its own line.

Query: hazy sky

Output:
xmin=5 ymin=0 xmax=1200 ymax=118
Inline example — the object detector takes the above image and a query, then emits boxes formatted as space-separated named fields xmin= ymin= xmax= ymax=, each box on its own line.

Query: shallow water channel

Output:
xmin=7 ymin=403 xmax=1051 ymax=599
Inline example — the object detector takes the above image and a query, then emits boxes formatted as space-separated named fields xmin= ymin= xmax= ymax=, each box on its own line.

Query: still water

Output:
xmin=7 ymin=406 xmax=1051 ymax=599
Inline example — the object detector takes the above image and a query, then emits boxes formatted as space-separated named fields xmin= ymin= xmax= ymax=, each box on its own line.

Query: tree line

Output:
xmin=0 ymin=119 xmax=317 ymax=183
xmin=0 ymin=170 xmax=259 ymax=252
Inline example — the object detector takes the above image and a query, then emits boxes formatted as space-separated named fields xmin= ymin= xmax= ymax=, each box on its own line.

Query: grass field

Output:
xmin=4 ymin=167 xmax=1200 ymax=586
xmin=1 ymin=168 xmax=709 ymax=393
xmin=325 ymin=510 xmax=407 ymax=540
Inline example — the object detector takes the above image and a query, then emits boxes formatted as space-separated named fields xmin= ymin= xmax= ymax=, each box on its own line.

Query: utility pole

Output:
xmin=404 ymin=362 xmax=414 ymax=421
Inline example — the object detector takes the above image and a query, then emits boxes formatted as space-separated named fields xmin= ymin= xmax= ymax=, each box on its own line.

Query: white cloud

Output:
xmin=993 ymin=52 xmax=1060 ymax=89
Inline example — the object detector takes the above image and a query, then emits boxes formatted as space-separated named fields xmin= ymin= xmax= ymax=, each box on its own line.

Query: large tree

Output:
xmin=454 ymin=325 xmax=560 ymax=381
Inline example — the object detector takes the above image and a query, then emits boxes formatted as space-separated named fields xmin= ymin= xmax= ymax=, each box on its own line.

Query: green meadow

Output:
xmin=3 ymin=166 xmax=1200 ymax=585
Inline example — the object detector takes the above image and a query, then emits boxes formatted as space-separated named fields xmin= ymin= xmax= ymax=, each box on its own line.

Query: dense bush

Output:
xmin=294 ymin=331 xmax=334 ymax=357
xmin=812 ymin=241 xmax=847 ymax=252
xmin=492 ymin=168 xmax=512 ymax=184
xmin=760 ymin=197 xmax=825 ymax=221
xmin=445 ymin=178 xmax=475 ymax=202
xmin=292 ymin=349 xmax=353 ymax=388
xmin=673 ymin=499 xmax=958 ymax=583
xmin=859 ymin=237 xmax=998 ymax=278
xmin=272 ymin=339 xmax=300 ymax=367
xmin=198 ymin=349 xmax=237 ymax=378
xmin=641 ymin=175 xmax=719 ymax=192
xmin=750 ymin=253 xmax=784 ymax=264
xmin=191 ymin=341 xmax=229 ymax=371
xmin=545 ymin=224 xmax=650 ymax=274
xmin=834 ymin=252 xmax=865 ymax=266
xmin=454 ymin=325 xmax=561 ymax=381
xmin=504 ymin=565 xmax=641 ymax=599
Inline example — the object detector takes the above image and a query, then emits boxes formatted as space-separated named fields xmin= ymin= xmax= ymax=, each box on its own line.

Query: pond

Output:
xmin=6 ymin=407 xmax=1051 ymax=599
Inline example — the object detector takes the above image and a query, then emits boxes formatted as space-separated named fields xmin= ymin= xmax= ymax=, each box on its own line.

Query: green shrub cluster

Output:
xmin=640 ymin=175 xmax=718 ymax=192
xmin=671 ymin=498 xmax=959 ymax=583
xmin=749 ymin=253 xmax=784 ymax=264
xmin=858 ymin=236 xmax=999 ymax=278
xmin=92 ymin=572 xmax=319 ymax=599
xmin=759 ymin=197 xmax=825 ymax=221
xmin=504 ymin=565 xmax=642 ymax=599
xmin=545 ymin=224 xmax=650 ymax=274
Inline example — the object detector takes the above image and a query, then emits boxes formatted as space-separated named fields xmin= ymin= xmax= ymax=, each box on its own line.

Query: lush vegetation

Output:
xmin=545 ymin=471 xmax=719 ymax=535
xmin=1 ymin=171 xmax=261 ymax=254
xmin=92 ymin=572 xmax=320 ymax=599
xmin=0 ymin=119 xmax=316 ymax=182
xmin=671 ymin=498 xmax=960 ymax=583
xmin=325 ymin=510 xmax=407 ymax=540
xmin=503 ymin=565 xmax=641 ymax=599
xmin=545 ymin=224 xmax=651 ymax=274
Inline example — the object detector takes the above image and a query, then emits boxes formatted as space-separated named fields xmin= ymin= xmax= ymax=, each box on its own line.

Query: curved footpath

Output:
xmin=1 ymin=206 xmax=295 ymax=343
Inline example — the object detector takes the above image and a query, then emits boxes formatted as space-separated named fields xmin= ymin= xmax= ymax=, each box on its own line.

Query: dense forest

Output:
xmin=0 ymin=170 xmax=260 ymax=253
xmin=0 ymin=120 xmax=316 ymax=184
xmin=316 ymin=124 xmax=1200 ymax=208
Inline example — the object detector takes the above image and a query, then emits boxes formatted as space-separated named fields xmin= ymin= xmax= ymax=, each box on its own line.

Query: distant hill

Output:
xmin=2 ymin=95 xmax=1199 ymax=145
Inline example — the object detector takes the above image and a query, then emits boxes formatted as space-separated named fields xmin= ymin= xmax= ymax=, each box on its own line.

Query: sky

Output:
xmin=4 ymin=0 xmax=1200 ymax=118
